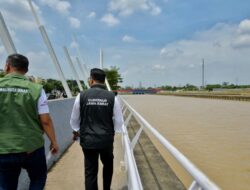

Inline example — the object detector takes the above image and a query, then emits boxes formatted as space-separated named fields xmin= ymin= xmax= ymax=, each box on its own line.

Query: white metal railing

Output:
xmin=120 ymin=97 xmax=221 ymax=190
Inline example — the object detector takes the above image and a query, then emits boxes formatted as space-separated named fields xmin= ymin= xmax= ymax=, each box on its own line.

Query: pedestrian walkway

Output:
xmin=45 ymin=134 xmax=127 ymax=190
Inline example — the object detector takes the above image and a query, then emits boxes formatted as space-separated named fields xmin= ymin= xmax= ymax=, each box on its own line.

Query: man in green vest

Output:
xmin=0 ymin=54 xmax=59 ymax=190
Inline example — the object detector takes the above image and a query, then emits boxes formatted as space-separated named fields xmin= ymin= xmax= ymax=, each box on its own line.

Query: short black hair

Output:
xmin=90 ymin=68 xmax=106 ymax=83
xmin=7 ymin=54 xmax=29 ymax=72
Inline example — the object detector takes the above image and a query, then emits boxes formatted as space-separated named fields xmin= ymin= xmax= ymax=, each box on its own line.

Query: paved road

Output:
xmin=45 ymin=135 xmax=127 ymax=190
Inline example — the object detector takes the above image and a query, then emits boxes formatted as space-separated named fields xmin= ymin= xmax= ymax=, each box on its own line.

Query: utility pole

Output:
xmin=27 ymin=0 xmax=72 ymax=98
xmin=139 ymin=81 xmax=142 ymax=89
xmin=202 ymin=59 xmax=205 ymax=89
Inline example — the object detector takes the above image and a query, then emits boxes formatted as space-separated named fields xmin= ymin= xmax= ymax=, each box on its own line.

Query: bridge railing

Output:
xmin=120 ymin=97 xmax=221 ymax=190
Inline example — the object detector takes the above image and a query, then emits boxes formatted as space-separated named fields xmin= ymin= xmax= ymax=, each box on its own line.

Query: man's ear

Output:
xmin=23 ymin=68 xmax=28 ymax=75
xmin=88 ymin=79 xmax=93 ymax=86
xmin=4 ymin=63 xmax=10 ymax=73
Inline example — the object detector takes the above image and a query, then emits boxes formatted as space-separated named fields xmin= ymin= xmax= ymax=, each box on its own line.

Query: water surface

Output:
xmin=123 ymin=95 xmax=250 ymax=190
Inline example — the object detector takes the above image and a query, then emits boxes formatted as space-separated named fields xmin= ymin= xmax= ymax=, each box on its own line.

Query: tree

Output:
xmin=104 ymin=66 xmax=123 ymax=90
xmin=67 ymin=79 xmax=81 ymax=95
xmin=183 ymin=84 xmax=198 ymax=91
xmin=41 ymin=79 xmax=64 ymax=93
xmin=205 ymin=84 xmax=221 ymax=91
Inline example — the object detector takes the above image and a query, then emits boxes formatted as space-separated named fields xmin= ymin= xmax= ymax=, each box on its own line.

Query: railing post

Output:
xmin=121 ymin=97 xmax=221 ymax=190
xmin=189 ymin=181 xmax=201 ymax=190
xmin=130 ymin=125 xmax=144 ymax=150
xmin=124 ymin=112 xmax=133 ymax=127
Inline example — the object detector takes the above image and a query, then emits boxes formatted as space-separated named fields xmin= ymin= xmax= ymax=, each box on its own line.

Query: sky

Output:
xmin=0 ymin=0 xmax=250 ymax=88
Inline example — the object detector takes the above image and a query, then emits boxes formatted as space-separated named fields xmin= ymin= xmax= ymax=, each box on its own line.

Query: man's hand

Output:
xmin=50 ymin=142 xmax=59 ymax=155
xmin=73 ymin=131 xmax=79 ymax=141
xmin=39 ymin=114 xmax=59 ymax=155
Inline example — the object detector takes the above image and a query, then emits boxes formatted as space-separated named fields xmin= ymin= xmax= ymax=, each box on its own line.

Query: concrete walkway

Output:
xmin=45 ymin=134 xmax=127 ymax=190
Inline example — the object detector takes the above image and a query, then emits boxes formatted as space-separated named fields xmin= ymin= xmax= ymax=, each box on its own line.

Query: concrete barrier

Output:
xmin=18 ymin=98 xmax=75 ymax=190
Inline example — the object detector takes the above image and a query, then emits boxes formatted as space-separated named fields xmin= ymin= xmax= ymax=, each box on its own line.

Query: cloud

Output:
xmin=112 ymin=54 xmax=122 ymax=59
xmin=39 ymin=0 xmax=71 ymax=15
xmin=160 ymin=22 xmax=244 ymax=61
xmin=189 ymin=64 xmax=195 ymax=68
xmin=88 ymin=12 xmax=96 ymax=19
xmin=105 ymin=26 xmax=250 ymax=87
xmin=160 ymin=48 xmax=183 ymax=58
xmin=100 ymin=13 xmax=120 ymax=26
xmin=0 ymin=0 xmax=41 ymax=31
xmin=68 ymin=17 xmax=80 ymax=28
xmin=149 ymin=2 xmax=161 ymax=15
xmin=122 ymin=35 xmax=136 ymax=43
xmin=109 ymin=0 xmax=161 ymax=16
xmin=26 ymin=51 xmax=58 ymax=79
xmin=232 ymin=35 xmax=250 ymax=49
xmin=238 ymin=19 xmax=250 ymax=34
xmin=232 ymin=19 xmax=250 ymax=49
xmin=70 ymin=41 xmax=79 ymax=49
xmin=153 ymin=64 xmax=165 ymax=70
xmin=104 ymin=19 xmax=250 ymax=87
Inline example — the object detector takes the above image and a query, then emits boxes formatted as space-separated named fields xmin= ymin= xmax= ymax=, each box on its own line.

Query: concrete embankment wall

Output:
xmin=18 ymin=98 xmax=75 ymax=190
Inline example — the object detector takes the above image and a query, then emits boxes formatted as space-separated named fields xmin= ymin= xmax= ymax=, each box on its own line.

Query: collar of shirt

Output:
xmin=91 ymin=83 xmax=106 ymax=90
xmin=5 ymin=73 xmax=27 ymax=80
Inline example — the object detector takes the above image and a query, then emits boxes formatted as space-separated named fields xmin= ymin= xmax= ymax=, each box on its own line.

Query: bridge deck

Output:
xmin=45 ymin=135 xmax=127 ymax=190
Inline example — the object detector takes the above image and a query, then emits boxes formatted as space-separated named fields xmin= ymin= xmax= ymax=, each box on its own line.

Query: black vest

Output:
xmin=79 ymin=84 xmax=115 ymax=149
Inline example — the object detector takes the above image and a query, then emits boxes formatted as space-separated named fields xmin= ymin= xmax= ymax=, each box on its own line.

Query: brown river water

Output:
xmin=122 ymin=95 xmax=250 ymax=190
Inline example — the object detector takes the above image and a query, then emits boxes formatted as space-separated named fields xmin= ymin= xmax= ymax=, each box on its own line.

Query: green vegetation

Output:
xmin=159 ymin=83 xmax=250 ymax=92
xmin=104 ymin=66 xmax=123 ymax=90
xmin=41 ymin=79 xmax=63 ymax=93
xmin=205 ymin=83 xmax=250 ymax=91
xmin=41 ymin=79 xmax=86 ymax=96
xmin=160 ymin=84 xmax=199 ymax=91
xmin=0 ymin=72 xmax=87 ymax=97
xmin=0 ymin=66 xmax=123 ymax=97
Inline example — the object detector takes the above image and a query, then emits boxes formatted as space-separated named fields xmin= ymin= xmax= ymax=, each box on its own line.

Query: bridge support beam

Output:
xmin=27 ymin=0 xmax=72 ymax=98
xmin=0 ymin=12 xmax=17 ymax=54
xmin=63 ymin=46 xmax=83 ymax=92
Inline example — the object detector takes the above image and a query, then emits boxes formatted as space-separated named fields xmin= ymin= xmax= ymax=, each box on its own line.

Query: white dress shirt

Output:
xmin=38 ymin=89 xmax=49 ymax=114
xmin=70 ymin=94 xmax=124 ymax=133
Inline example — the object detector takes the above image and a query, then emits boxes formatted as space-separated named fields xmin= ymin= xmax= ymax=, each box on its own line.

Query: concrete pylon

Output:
xmin=27 ymin=0 xmax=72 ymax=98
xmin=0 ymin=12 xmax=17 ymax=54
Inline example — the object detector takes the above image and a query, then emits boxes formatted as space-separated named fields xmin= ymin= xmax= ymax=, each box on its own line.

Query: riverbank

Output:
xmin=158 ymin=91 xmax=250 ymax=101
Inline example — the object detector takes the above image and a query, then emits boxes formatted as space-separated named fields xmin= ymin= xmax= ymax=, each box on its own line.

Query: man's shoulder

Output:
xmin=28 ymin=81 xmax=42 ymax=89
xmin=0 ymin=76 xmax=8 ymax=82
xmin=88 ymin=88 xmax=115 ymax=96
xmin=27 ymin=81 xmax=43 ymax=93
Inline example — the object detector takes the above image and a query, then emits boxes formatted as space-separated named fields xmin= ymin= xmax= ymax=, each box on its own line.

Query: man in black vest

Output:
xmin=70 ymin=68 xmax=124 ymax=190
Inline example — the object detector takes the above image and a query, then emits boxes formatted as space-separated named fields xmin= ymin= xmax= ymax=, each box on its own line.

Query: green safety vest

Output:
xmin=0 ymin=73 xmax=44 ymax=154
